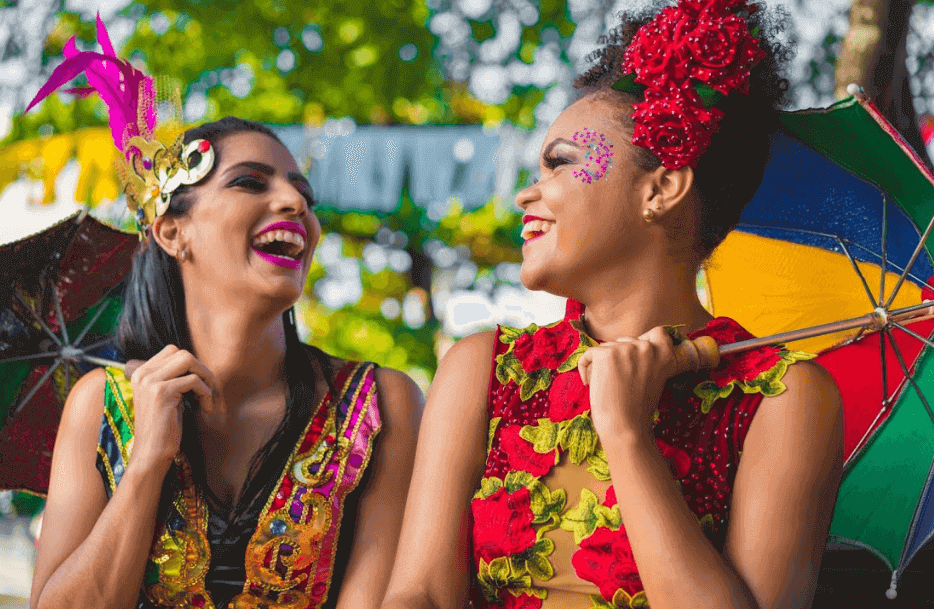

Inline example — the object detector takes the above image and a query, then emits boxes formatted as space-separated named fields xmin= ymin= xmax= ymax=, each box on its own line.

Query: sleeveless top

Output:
xmin=470 ymin=299 xmax=813 ymax=609
xmin=95 ymin=360 xmax=382 ymax=609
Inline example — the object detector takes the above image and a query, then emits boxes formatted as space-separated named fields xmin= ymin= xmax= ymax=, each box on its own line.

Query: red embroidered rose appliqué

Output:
xmin=512 ymin=324 xmax=578 ymax=373
xmin=500 ymin=424 xmax=556 ymax=477
xmin=572 ymin=527 xmax=643 ymax=601
xmin=548 ymin=371 xmax=591 ymax=422
xmin=471 ymin=486 xmax=537 ymax=564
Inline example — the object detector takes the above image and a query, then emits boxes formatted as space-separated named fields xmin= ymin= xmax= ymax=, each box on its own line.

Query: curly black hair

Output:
xmin=574 ymin=1 xmax=794 ymax=261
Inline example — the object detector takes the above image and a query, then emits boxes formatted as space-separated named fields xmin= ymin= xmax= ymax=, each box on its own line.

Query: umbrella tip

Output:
xmin=847 ymin=83 xmax=864 ymax=98
xmin=886 ymin=572 xmax=898 ymax=600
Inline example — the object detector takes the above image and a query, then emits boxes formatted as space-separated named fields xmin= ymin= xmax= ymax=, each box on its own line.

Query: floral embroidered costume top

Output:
xmin=470 ymin=300 xmax=812 ymax=609
xmin=95 ymin=359 xmax=381 ymax=609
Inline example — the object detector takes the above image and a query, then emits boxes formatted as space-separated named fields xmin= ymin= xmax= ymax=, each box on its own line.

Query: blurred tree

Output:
xmin=836 ymin=0 xmax=932 ymax=166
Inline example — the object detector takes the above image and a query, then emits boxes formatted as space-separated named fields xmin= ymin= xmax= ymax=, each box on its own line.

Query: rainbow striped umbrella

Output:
xmin=702 ymin=89 xmax=934 ymax=599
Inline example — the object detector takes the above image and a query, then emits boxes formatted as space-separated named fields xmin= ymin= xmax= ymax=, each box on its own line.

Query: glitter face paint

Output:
xmin=572 ymin=128 xmax=614 ymax=184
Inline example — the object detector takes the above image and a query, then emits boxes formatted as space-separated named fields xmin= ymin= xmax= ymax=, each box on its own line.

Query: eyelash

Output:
xmin=229 ymin=175 xmax=315 ymax=207
xmin=542 ymin=152 xmax=571 ymax=170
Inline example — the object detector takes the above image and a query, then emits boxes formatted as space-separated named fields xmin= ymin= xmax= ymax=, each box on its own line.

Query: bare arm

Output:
xmin=32 ymin=347 xmax=216 ymax=609
xmin=333 ymin=367 xmax=423 ymax=609
xmin=381 ymin=331 xmax=495 ymax=609
xmin=30 ymin=369 xmax=169 ymax=609
xmin=601 ymin=360 xmax=842 ymax=608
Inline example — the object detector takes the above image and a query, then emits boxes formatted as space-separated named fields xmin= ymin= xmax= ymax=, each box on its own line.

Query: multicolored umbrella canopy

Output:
xmin=702 ymin=92 xmax=934 ymax=598
xmin=0 ymin=212 xmax=135 ymax=495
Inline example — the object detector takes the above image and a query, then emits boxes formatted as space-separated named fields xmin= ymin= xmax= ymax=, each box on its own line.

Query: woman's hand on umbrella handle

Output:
xmin=578 ymin=335 xmax=720 ymax=386
xmin=127 ymin=345 xmax=216 ymax=473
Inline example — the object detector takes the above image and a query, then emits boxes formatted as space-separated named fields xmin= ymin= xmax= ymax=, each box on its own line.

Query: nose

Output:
xmin=514 ymin=180 xmax=540 ymax=211
xmin=271 ymin=179 xmax=309 ymax=217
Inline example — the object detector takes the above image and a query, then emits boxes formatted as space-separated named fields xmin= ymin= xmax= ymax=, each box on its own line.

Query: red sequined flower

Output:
xmin=547 ymin=371 xmax=591 ymax=422
xmin=618 ymin=0 xmax=766 ymax=169
xmin=512 ymin=324 xmax=579 ymax=373
xmin=572 ymin=527 xmax=643 ymax=601
xmin=471 ymin=487 xmax=537 ymax=564
xmin=500 ymin=424 xmax=556 ymax=477
xmin=685 ymin=9 xmax=766 ymax=94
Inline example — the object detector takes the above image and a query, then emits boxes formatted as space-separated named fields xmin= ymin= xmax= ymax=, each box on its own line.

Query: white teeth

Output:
xmin=251 ymin=228 xmax=307 ymax=258
xmin=521 ymin=219 xmax=554 ymax=240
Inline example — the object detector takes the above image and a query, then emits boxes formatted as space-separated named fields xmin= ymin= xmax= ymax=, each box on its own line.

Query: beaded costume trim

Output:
xmin=96 ymin=361 xmax=381 ymax=609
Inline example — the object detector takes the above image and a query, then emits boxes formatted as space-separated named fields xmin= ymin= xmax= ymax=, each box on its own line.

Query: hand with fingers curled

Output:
xmin=576 ymin=326 xmax=680 ymax=445
xmin=125 ymin=345 xmax=216 ymax=475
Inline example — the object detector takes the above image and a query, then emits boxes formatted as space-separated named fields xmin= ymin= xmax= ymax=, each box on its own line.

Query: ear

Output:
xmin=150 ymin=214 xmax=188 ymax=259
xmin=641 ymin=165 xmax=695 ymax=220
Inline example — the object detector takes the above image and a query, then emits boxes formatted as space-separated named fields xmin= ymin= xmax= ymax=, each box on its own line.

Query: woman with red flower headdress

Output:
xmin=382 ymin=1 xmax=842 ymax=608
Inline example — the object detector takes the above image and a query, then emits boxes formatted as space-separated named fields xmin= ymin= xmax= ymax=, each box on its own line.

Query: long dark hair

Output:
xmin=117 ymin=117 xmax=332 ymax=516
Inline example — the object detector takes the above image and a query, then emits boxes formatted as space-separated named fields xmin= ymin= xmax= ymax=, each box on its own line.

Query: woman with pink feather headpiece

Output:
xmin=25 ymin=17 xmax=422 ymax=609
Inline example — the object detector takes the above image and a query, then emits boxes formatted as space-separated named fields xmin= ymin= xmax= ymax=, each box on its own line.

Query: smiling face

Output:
xmin=154 ymin=130 xmax=321 ymax=314
xmin=517 ymin=95 xmax=656 ymax=295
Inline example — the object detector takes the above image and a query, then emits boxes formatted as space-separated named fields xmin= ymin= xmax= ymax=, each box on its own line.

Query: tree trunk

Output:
xmin=836 ymin=0 xmax=931 ymax=167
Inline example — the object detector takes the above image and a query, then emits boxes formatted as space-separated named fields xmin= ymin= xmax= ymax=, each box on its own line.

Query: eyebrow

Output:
xmin=543 ymin=138 xmax=580 ymax=156
xmin=223 ymin=161 xmax=311 ymax=189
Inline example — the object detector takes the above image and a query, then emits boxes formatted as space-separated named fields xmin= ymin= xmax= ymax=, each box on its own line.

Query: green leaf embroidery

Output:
xmin=560 ymin=488 xmax=622 ymax=544
xmin=586 ymin=446 xmax=611 ymax=481
xmin=488 ymin=417 xmax=501 ymax=453
xmin=511 ymin=537 xmax=556 ymax=581
xmin=520 ymin=419 xmax=561 ymax=454
xmin=560 ymin=413 xmax=599 ymax=464
xmin=474 ymin=476 xmax=504 ymax=500
xmin=499 ymin=325 xmax=537 ymax=344
xmin=520 ymin=367 xmax=553 ymax=401
xmin=504 ymin=470 xmax=537 ymax=493
xmin=495 ymin=351 xmax=526 ymax=387
xmin=477 ymin=556 xmax=531 ymax=602
xmin=693 ymin=349 xmax=816 ymax=413
xmin=557 ymin=342 xmax=588 ymax=373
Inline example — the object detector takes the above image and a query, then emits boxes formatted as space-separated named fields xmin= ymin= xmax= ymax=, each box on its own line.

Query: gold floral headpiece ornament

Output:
xmin=25 ymin=15 xmax=214 ymax=235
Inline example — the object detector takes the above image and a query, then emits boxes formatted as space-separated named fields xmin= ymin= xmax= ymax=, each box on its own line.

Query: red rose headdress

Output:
xmin=612 ymin=0 xmax=767 ymax=169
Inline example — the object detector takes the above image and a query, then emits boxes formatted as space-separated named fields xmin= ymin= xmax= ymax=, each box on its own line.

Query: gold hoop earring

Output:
xmin=642 ymin=208 xmax=656 ymax=222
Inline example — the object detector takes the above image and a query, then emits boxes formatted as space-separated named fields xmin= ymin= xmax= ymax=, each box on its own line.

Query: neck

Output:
xmin=183 ymin=290 xmax=289 ymax=410
xmin=572 ymin=248 xmax=712 ymax=343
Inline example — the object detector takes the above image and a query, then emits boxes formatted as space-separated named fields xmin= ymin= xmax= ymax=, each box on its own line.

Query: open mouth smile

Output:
xmin=251 ymin=221 xmax=307 ymax=269
xmin=521 ymin=218 xmax=554 ymax=243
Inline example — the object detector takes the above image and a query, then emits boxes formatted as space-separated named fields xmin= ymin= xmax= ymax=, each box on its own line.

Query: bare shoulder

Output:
xmin=761 ymin=359 xmax=842 ymax=423
xmin=374 ymin=367 xmax=425 ymax=428
xmin=60 ymin=367 xmax=108 ymax=434
xmin=437 ymin=330 xmax=498 ymax=381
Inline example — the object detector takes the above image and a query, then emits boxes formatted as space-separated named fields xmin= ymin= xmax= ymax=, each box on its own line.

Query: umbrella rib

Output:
xmin=53 ymin=284 xmax=70 ymax=345
xmin=881 ymin=330 xmax=890 ymax=409
xmin=890 ymin=321 xmax=934 ymax=351
xmin=885 ymin=328 xmax=934 ymax=425
xmin=880 ymin=192 xmax=888 ymax=306
xmin=15 ymin=293 xmax=62 ymax=347
xmin=72 ymin=282 xmax=122 ymax=346
xmin=12 ymin=359 xmax=61 ymax=417
xmin=836 ymin=238 xmax=879 ymax=309
xmin=884 ymin=212 xmax=934 ymax=310
xmin=78 ymin=337 xmax=113 ymax=353
xmin=0 ymin=351 xmax=59 ymax=364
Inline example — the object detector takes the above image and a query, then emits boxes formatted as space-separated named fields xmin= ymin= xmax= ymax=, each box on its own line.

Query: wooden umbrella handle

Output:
xmin=671 ymin=335 xmax=721 ymax=375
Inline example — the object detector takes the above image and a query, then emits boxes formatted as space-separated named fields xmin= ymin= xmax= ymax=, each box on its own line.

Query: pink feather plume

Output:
xmin=25 ymin=14 xmax=156 ymax=154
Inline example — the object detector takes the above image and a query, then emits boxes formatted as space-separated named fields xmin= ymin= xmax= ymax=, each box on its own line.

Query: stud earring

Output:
xmin=179 ymin=248 xmax=187 ymax=262
xmin=642 ymin=208 xmax=656 ymax=222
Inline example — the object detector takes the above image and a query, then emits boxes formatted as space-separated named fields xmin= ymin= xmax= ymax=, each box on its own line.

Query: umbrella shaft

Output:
xmin=719 ymin=301 xmax=934 ymax=356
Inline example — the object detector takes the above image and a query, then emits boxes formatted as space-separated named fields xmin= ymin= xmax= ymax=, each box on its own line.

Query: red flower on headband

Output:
xmin=631 ymin=86 xmax=724 ymax=169
xmin=619 ymin=0 xmax=765 ymax=169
